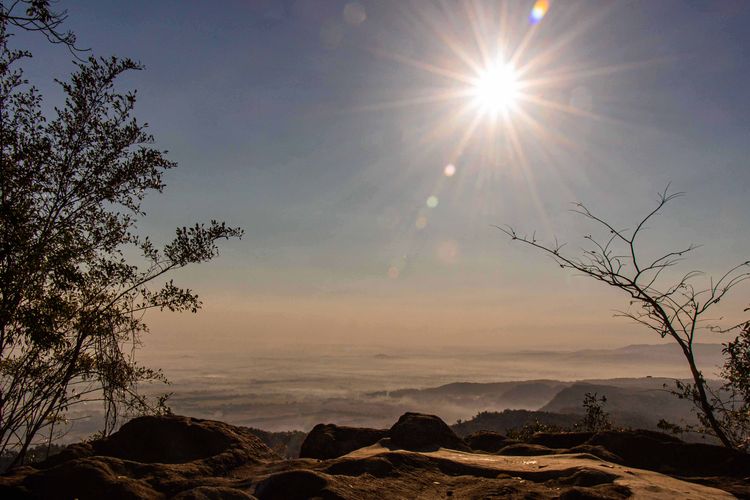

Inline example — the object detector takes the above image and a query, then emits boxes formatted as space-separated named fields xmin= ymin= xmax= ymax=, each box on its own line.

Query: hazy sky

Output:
xmin=17 ymin=0 xmax=750 ymax=351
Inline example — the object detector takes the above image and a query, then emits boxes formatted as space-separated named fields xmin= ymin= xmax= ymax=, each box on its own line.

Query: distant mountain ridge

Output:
xmin=370 ymin=379 xmax=568 ymax=410
xmin=80 ymin=342 xmax=726 ymax=438
xmin=378 ymin=375 xmax=716 ymax=440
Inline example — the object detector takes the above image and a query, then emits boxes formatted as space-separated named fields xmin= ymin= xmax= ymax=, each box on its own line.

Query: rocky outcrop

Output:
xmin=44 ymin=415 xmax=278 ymax=470
xmin=300 ymin=424 xmax=388 ymax=459
xmin=0 ymin=413 xmax=744 ymax=499
xmin=0 ymin=415 xmax=278 ymax=500
xmin=530 ymin=431 xmax=594 ymax=449
xmin=388 ymin=412 xmax=471 ymax=452
xmin=464 ymin=430 xmax=513 ymax=452
xmin=585 ymin=429 xmax=750 ymax=477
xmin=300 ymin=413 xmax=471 ymax=459
xmin=526 ymin=429 xmax=750 ymax=479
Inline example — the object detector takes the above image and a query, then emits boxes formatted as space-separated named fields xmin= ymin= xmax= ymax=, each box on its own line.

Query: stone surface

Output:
xmin=0 ymin=413 xmax=743 ymax=499
xmin=300 ymin=424 xmax=388 ymax=460
xmin=388 ymin=412 xmax=471 ymax=452
xmin=464 ymin=430 xmax=513 ymax=452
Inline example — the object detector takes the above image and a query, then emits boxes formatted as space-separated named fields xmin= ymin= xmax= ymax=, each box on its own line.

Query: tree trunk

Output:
xmin=681 ymin=344 xmax=734 ymax=448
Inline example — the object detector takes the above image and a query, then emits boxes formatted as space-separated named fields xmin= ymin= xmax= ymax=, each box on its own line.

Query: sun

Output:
xmin=470 ymin=60 xmax=520 ymax=116
xmin=359 ymin=0 xmax=617 ymax=175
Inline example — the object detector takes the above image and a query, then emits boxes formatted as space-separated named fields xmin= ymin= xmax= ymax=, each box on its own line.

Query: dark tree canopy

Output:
xmin=0 ymin=0 xmax=82 ymax=51
xmin=0 ymin=12 xmax=241 ymax=465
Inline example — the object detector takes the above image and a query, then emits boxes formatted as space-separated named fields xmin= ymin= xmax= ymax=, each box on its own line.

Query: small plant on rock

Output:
xmin=577 ymin=392 xmax=612 ymax=432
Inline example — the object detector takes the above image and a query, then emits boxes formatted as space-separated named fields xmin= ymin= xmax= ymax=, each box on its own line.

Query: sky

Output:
xmin=14 ymin=0 xmax=750 ymax=352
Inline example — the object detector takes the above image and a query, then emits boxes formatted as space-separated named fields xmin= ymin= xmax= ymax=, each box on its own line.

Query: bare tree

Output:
xmin=498 ymin=186 xmax=749 ymax=449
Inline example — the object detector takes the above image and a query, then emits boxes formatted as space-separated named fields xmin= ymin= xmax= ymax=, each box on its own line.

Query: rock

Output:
xmin=42 ymin=415 xmax=278 ymax=470
xmin=173 ymin=486 xmax=257 ymax=499
xmin=585 ymin=429 xmax=750 ymax=477
xmin=95 ymin=415 xmax=277 ymax=465
xmin=19 ymin=456 xmax=161 ymax=499
xmin=254 ymin=469 xmax=341 ymax=500
xmin=530 ymin=431 xmax=593 ymax=449
xmin=497 ymin=443 xmax=557 ymax=456
xmin=557 ymin=469 xmax=619 ymax=487
xmin=568 ymin=444 xmax=622 ymax=463
xmin=0 ymin=414 xmax=743 ymax=499
xmin=464 ymin=431 xmax=512 ymax=452
xmin=39 ymin=441 xmax=95 ymax=466
xmin=558 ymin=484 xmax=631 ymax=499
xmin=389 ymin=412 xmax=470 ymax=452
xmin=300 ymin=424 xmax=388 ymax=459
xmin=0 ymin=415 xmax=279 ymax=499
xmin=324 ymin=456 xmax=395 ymax=478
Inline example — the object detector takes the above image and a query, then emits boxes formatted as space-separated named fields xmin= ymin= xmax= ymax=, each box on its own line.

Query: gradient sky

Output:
xmin=16 ymin=0 xmax=750 ymax=352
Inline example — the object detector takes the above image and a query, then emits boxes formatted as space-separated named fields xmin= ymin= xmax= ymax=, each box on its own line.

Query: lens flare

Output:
xmin=530 ymin=0 xmax=549 ymax=24
xmin=444 ymin=164 xmax=456 ymax=177
xmin=426 ymin=195 xmax=439 ymax=208
xmin=437 ymin=240 xmax=459 ymax=264
xmin=343 ymin=2 xmax=367 ymax=26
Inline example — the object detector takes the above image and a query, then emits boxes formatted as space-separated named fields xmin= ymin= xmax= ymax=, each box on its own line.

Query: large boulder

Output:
xmin=300 ymin=424 xmax=388 ymax=459
xmin=530 ymin=431 xmax=593 ymax=450
xmin=464 ymin=431 xmax=513 ymax=453
xmin=254 ymin=469 xmax=337 ymax=500
xmin=102 ymin=415 xmax=275 ymax=464
xmin=388 ymin=412 xmax=470 ymax=452
xmin=585 ymin=430 xmax=750 ymax=477
xmin=8 ymin=457 xmax=162 ymax=499
xmin=0 ymin=416 xmax=279 ymax=500
xmin=45 ymin=415 xmax=278 ymax=468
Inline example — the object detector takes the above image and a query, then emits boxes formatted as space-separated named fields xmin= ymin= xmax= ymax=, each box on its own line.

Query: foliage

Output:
xmin=0 ymin=0 xmax=82 ymax=52
xmin=0 ymin=441 xmax=64 ymax=472
xmin=663 ymin=314 xmax=750 ymax=450
xmin=506 ymin=419 xmax=568 ymax=442
xmin=504 ymin=393 xmax=613 ymax=439
xmin=718 ymin=316 xmax=750 ymax=449
xmin=499 ymin=186 xmax=749 ymax=449
xmin=0 ymin=16 xmax=242 ymax=465
xmin=452 ymin=409 xmax=580 ymax=439
xmin=576 ymin=392 xmax=612 ymax=432
xmin=656 ymin=418 xmax=685 ymax=435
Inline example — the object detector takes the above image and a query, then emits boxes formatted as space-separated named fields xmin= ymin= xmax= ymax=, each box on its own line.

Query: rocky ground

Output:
xmin=0 ymin=413 xmax=748 ymax=499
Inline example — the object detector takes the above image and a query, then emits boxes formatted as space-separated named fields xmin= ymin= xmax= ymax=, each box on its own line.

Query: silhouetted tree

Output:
xmin=0 ymin=0 xmax=83 ymax=53
xmin=657 ymin=313 xmax=750 ymax=451
xmin=0 ymin=15 xmax=241 ymax=465
xmin=577 ymin=392 xmax=611 ymax=432
xmin=711 ymin=310 xmax=750 ymax=449
xmin=499 ymin=186 xmax=749 ymax=449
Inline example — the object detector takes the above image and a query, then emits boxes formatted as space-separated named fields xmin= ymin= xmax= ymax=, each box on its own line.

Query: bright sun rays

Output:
xmin=470 ymin=59 xmax=520 ymax=116
xmin=354 ymin=0 xmax=649 ymax=278
xmin=360 ymin=0 xmax=630 ymax=176
xmin=355 ymin=0 xmax=608 ymax=252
